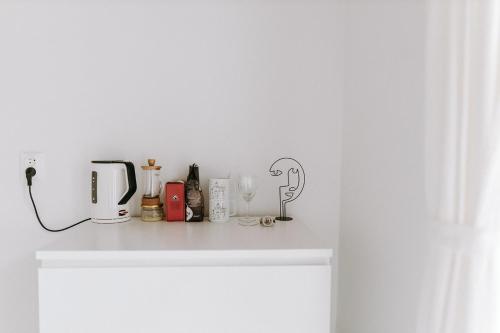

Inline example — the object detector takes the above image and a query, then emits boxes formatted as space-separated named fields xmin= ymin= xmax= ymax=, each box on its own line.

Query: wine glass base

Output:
xmin=238 ymin=217 xmax=259 ymax=226
xmin=275 ymin=216 xmax=293 ymax=221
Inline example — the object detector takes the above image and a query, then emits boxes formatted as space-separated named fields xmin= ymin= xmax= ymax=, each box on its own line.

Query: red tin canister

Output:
xmin=165 ymin=182 xmax=185 ymax=222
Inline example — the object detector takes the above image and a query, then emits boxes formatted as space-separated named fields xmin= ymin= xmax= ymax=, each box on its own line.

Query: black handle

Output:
xmin=118 ymin=161 xmax=137 ymax=205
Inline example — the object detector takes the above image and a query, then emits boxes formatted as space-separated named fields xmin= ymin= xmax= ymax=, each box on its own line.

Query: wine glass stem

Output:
xmin=246 ymin=201 xmax=250 ymax=218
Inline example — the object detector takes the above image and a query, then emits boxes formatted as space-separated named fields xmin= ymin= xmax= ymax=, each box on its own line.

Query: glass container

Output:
xmin=141 ymin=205 xmax=163 ymax=222
xmin=142 ymin=159 xmax=162 ymax=198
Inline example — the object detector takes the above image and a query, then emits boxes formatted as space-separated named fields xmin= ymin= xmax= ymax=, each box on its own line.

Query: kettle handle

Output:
xmin=117 ymin=162 xmax=137 ymax=205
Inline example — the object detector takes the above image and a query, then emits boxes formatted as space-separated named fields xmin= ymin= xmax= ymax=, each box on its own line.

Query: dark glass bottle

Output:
xmin=185 ymin=164 xmax=204 ymax=222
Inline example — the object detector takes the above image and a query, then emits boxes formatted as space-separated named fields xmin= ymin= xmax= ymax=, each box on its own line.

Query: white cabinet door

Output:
xmin=39 ymin=265 xmax=331 ymax=333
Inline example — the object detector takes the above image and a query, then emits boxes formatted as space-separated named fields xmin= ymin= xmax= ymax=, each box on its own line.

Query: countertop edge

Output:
xmin=36 ymin=248 xmax=334 ymax=261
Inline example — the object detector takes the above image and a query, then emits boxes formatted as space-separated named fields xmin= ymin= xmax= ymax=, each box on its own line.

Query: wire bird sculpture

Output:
xmin=269 ymin=157 xmax=305 ymax=221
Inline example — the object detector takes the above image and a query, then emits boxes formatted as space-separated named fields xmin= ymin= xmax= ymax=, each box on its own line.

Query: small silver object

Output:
xmin=260 ymin=216 xmax=276 ymax=227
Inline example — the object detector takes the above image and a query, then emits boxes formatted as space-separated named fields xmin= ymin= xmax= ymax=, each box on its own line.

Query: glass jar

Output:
xmin=141 ymin=205 xmax=164 ymax=222
xmin=142 ymin=159 xmax=162 ymax=198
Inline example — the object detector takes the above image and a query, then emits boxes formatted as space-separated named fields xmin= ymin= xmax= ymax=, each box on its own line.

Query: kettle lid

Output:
xmin=92 ymin=160 xmax=126 ymax=164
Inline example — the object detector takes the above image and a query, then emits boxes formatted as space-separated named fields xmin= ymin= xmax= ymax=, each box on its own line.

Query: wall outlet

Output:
xmin=20 ymin=152 xmax=44 ymax=180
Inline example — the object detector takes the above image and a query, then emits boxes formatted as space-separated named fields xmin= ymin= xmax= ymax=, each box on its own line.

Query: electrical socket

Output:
xmin=20 ymin=152 xmax=44 ymax=179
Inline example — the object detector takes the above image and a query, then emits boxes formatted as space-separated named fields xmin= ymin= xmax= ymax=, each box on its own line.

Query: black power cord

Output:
xmin=26 ymin=167 xmax=90 ymax=232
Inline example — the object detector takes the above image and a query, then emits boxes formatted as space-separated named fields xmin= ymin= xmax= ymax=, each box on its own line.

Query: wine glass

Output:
xmin=238 ymin=175 xmax=258 ymax=226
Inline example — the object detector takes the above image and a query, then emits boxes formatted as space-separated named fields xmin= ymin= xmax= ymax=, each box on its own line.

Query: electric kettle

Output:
xmin=90 ymin=161 xmax=137 ymax=223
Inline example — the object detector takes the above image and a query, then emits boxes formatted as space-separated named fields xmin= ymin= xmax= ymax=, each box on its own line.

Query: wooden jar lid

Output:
xmin=141 ymin=159 xmax=162 ymax=170
xmin=142 ymin=196 xmax=161 ymax=206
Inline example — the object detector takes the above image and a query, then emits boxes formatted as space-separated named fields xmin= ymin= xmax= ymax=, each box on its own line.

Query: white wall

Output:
xmin=337 ymin=2 xmax=426 ymax=333
xmin=0 ymin=1 xmax=341 ymax=332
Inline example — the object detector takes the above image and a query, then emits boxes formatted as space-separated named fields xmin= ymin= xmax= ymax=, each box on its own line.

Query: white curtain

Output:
xmin=419 ymin=0 xmax=500 ymax=333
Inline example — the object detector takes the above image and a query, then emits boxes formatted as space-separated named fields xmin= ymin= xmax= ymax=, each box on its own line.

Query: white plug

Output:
xmin=20 ymin=152 xmax=44 ymax=181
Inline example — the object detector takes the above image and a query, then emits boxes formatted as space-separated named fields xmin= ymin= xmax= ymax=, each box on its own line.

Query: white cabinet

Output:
xmin=37 ymin=219 xmax=333 ymax=333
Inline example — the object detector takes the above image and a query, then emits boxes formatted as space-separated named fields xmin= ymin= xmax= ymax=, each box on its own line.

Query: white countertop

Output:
xmin=36 ymin=218 xmax=333 ymax=266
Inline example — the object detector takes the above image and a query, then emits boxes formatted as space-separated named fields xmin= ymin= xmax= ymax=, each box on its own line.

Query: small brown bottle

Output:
xmin=185 ymin=164 xmax=204 ymax=222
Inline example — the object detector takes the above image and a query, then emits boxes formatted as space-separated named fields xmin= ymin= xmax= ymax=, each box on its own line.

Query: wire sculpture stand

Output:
xmin=269 ymin=157 xmax=305 ymax=221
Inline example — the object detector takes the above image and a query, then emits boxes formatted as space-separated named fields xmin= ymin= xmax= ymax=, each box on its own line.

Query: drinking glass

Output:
xmin=238 ymin=175 xmax=258 ymax=226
